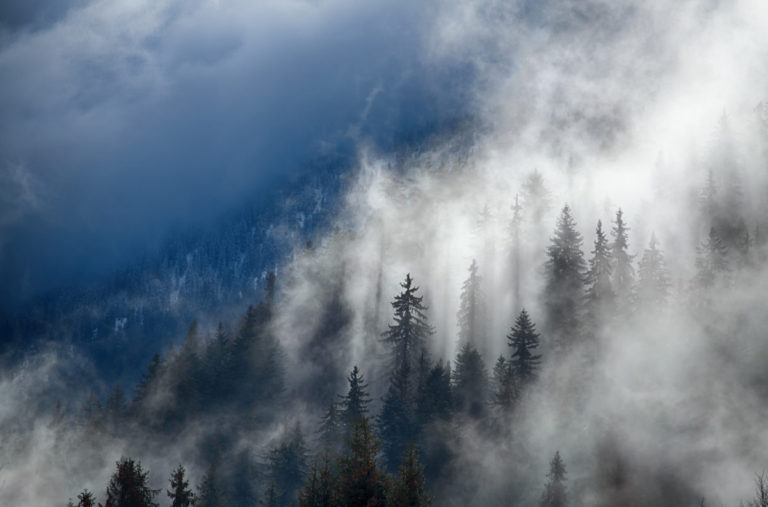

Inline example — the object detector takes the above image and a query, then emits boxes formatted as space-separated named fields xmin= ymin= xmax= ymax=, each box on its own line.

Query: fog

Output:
xmin=1 ymin=0 xmax=768 ymax=505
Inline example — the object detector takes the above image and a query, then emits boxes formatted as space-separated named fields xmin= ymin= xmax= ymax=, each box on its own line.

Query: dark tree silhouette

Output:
xmin=339 ymin=365 xmax=372 ymax=436
xmin=318 ymin=401 xmax=343 ymax=453
xmin=544 ymin=205 xmax=586 ymax=351
xmin=382 ymin=274 xmax=434 ymax=374
xmin=298 ymin=452 xmax=338 ymax=507
xmin=167 ymin=465 xmax=196 ymax=507
xmin=540 ymin=451 xmax=567 ymax=507
xmin=584 ymin=220 xmax=615 ymax=329
xmin=268 ymin=425 xmax=309 ymax=506
xmin=507 ymin=309 xmax=542 ymax=386
xmin=492 ymin=355 xmax=519 ymax=412
xmin=104 ymin=458 xmax=159 ymax=507
xmin=452 ymin=343 xmax=488 ymax=419
xmin=68 ymin=489 xmax=96 ymax=507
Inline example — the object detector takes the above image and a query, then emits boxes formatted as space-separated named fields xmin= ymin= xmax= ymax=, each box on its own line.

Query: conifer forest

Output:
xmin=1 ymin=1 xmax=768 ymax=506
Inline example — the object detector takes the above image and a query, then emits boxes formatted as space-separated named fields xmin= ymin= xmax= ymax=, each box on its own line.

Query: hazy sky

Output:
xmin=0 ymin=0 xmax=474 ymax=307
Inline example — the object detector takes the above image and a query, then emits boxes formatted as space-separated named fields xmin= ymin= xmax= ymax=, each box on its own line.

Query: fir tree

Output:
xmin=544 ymin=205 xmax=586 ymax=351
xmin=636 ymin=234 xmax=671 ymax=309
xmin=415 ymin=360 xmax=452 ymax=426
xmin=104 ymin=458 xmax=159 ymax=507
xmin=388 ymin=444 xmax=431 ymax=507
xmin=584 ymin=220 xmax=615 ymax=327
xmin=540 ymin=452 xmax=567 ymax=507
xmin=339 ymin=366 xmax=372 ymax=435
xmin=167 ymin=465 xmax=196 ymax=507
xmin=337 ymin=416 xmax=387 ymax=507
xmin=457 ymin=260 xmax=486 ymax=349
xmin=610 ymin=209 xmax=635 ymax=312
xmin=507 ymin=309 xmax=542 ymax=386
xmin=452 ymin=343 xmax=488 ymax=419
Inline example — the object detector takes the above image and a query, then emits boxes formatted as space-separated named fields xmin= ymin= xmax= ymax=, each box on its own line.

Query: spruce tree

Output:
xmin=584 ymin=220 xmax=615 ymax=327
xmin=452 ymin=343 xmax=488 ymax=419
xmin=339 ymin=366 xmax=372 ymax=435
xmin=388 ymin=444 xmax=431 ymax=507
xmin=69 ymin=489 xmax=96 ymax=507
xmin=104 ymin=458 xmax=159 ymax=507
xmin=544 ymin=205 xmax=586 ymax=351
xmin=337 ymin=416 xmax=387 ymax=507
xmin=507 ymin=309 xmax=542 ymax=386
xmin=197 ymin=461 xmax=224 ymax=507
xmin=695 ymin=226 xmax=729 ymax=289
xmin=636 ymin=234 xmax=671 ymax=309
xmin=382 ymin=274 xmax=434 ymax=374
xmin=610 ymin=209 xmax=635 ymax=312
xmin=540 ymin=452 xmax=567 ymax=507
xmin=167 ymin=465 xmax=195 ymax=507
xmin=415 ymin=360 xmax=452 ymax=426
xmin=457 ymin=260 xmax=486 ymax=349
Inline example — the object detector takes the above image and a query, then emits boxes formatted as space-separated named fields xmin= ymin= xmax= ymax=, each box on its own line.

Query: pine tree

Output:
xmin=610 ymin=209 xmax=635 ymax=312
xmin=540 ymin=452 xmax=567 ymax=507
xmin=337 ymin=416 xmax=387 ymax=506
xmin=544 ymin=205 xmax=586 ymax=350
xmin=104 ymin=458 xmax=159 ymax=507
xmin=457 ymin=260 xmax=486 ymax=349
xmin=507 ymin=309 xmax=542 ymax=385
xmin=584 ymin=220 xmax=614 ymax=327
xmin=388 ymin=444 xmax=431 ymax=507
xmin=167 ymin=465 xmax=196 ymax=507
xmin=636 ymin=234 xmax=671 ymax=309
xmin=339 ymin=366 xmax=372 ymax=436
xmin=452 ymin=343 xmax=488 ymax=419
xmin=298 ymin=452 xmax=338 ymax=507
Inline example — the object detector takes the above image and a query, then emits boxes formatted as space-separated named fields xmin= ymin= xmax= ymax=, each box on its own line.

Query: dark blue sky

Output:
xmin=0 ymin=0 xmax=475 ymax=307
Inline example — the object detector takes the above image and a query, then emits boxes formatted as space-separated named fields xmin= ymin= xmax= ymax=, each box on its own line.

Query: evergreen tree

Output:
xmin=457 ymin=260 xmax=486 ymax=349
xmin=492 ymin=356 xmax=519 ymax=412
xmin=388 ymin=444 xmax=431 ymax=507
xmin=540 ymin=452 xmax=567 ymax=507
xmin=452 ymin=343 xmax=488 ymax=419
xmin=584 ymin=220 xmax=615 ymax=331
xmin=544 ymin=205 xmax=586 ymax=351
xmin=133 ymin=353 xmax=165 ymax=404
xmin=382 ymin=274 xmax=434 ymax=374
xmin=380 ymin=274 xmax=433 ymax=471
xmin=268 ymin=425 xmax=309 ymax=506
xmin=167 ymin=465 xmax=196 ymax=507
xmin=339 ymin=366 xmax=372 ymax=436
xmin=230 ymin=450 xmax=258 ymax=507
xmin=298 ymin=452 xmax=338 ymax=507
xmin=68 ymin=489 xmax=96 ymax=507
xmin=104 ymin=458 xmax=159 ymax=507
xmin=415 ymin=360 xmax=452 ymax=426
xmin=636 ymin=234 xmax=671 ymax=309
xmin=507 ymin=309 xmax=542 ymax=385
xmin=337 ymin=416 xmax=387 ymax=507
xmin=695 ymin=226 xmax=729 ymax=289
xmin=610 ymin=209 xmax=635 ymax=312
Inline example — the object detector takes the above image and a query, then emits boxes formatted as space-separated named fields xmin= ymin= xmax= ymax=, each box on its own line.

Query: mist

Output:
xmin=2 ymin=0 xmax=768 ymax=506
